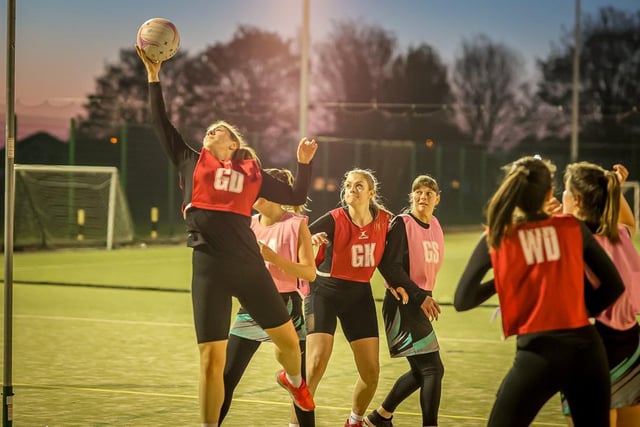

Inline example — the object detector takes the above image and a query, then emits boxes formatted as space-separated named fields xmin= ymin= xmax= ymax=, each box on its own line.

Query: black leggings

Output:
xmin=219 ymin=335 xmax=312 ymax=426
xmin=380 ymin=352 xmax=444 ymax=426
xmin=488 ymin=326 xmax=610 ymax=427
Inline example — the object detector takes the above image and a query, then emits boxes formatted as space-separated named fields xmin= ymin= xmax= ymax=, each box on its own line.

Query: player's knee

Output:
xmin=198 ymin=342 xmax=225 ymax=375
xmin=360 ymin=365 xmax=380 ymax=386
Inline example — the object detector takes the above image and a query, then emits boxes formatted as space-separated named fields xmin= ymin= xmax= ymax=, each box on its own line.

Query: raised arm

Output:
xmin=613 ymin=164 xmax=635 ymax=232
xmin=258 ymin=138 xmax=317 ymax=206
xmin=135 ymin=45 xmax=196 ymax=166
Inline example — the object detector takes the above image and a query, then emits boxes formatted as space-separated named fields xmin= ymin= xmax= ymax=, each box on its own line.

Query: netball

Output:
xmin=136 ymin=17 xmax=180 ymax=63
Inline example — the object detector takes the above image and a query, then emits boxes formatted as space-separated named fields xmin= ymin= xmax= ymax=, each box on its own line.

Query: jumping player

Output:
xmin=136 ymin=46 xmax=317 ymax=426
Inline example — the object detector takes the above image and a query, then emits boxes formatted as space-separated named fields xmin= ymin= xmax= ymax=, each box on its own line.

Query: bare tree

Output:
xmin=451 ymin=34 xmax=530 ymax=150
xmin=382 ymin=44 xmax=460 ymax=141
xmin=183 ymin=27 xmax=299 ymax=144
xmin=537 ymin=6 xmax=640 ymax=144
xmin=79 ymin=48 xmax=189 ymax=137
xmin=313 ymin=19 xmax=397 ymax=138
xmin=79 ymin=26 xmax=299 ymax=162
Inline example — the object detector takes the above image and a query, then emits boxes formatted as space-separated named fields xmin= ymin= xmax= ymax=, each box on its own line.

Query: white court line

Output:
xmin=14 ymin=314 xmax=563 ymax=426
xmin=14 ymin=314 xmax=191 ymax=328
xmin=440 ymin=337 xmax=507 ymax=344
xmin=14 ymin=314 xmax=507 ymax=343
xmin=14 ymin=383 xmax=565 ymax=425
xmin=12 ymin=257 xmax=188 ymax=271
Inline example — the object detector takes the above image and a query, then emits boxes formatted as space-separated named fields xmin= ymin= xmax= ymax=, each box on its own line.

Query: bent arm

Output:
xmin=581 ymin=222 xmax=625 ymax=315
xmin=454 ymin=234 xmax=496 ymax=311
xmin=262 ymin=220 xmax=316 ymax=282
xmin=378 ymin=219 xmax=428 ymax=305
xmin=614 ymin=164 xmax=635 ymax=231
xmin=618 ymin=192 xmax=635 ymax=232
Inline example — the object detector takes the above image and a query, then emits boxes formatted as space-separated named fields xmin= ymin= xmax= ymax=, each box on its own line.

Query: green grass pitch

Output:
xmin=4 ymin=230 xmax=636 ymax=425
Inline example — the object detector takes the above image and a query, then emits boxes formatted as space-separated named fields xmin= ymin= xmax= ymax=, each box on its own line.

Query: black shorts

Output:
xmin=595 ymin=321 xmax=640 ymax=408
xmin=191 ymin=245 xmax=291 ymax=343
xmin=304 ymin=275 xmax=378 ymax=342
xmin=595 ymin=321 xmax=640 ymax=368
xmin=230 ymin=292 xmax=306 ymax=342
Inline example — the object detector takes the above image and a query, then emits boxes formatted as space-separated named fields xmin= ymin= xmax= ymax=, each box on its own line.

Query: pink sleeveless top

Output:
xmin=586 ymin=225 xmax=640 ymax=330
xmin=400 ymin=214 xmax=444 ymax=291
xmin=251 ymin=212 xmax=308 ymax=294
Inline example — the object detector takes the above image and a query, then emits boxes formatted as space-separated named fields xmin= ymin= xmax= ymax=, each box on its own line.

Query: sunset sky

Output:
xmin=0 ymin=0 xmax=635 ymax=141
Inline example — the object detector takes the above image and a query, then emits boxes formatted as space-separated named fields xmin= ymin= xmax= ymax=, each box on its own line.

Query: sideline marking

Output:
xmin=15 ymin=314 xmax=191 ymax=328
xmin=16 ymin=313 xmax=508 ymax=343
xmin=15 ymin=383 xmax=565 ymax=425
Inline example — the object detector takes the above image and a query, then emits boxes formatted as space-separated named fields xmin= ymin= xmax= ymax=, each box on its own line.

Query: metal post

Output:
xmin=3 ymin=0 xmax=16 ymax=425
xmin=120 ymin=122 xmax=128 ymax=189
xmin=167 ymin=160 xmax=176 ymax=237
xmin=68 ymin=118 xmax=77 ymax=238
xmin=458 ymin=147 xmax=466 ymax=218
xmin=570 ymin=0 xmax=581 ymax=162
xmin=299 ymin=0 xmax=310 ymax=139
xmin=69 ymin=118 xmax=76 ymax=165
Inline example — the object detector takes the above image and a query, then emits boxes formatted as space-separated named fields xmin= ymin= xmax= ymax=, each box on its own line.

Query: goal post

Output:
xmin=622 ymin=180 xmax=640 ymax=235
xmin=14 ymin=164 xmax=135 ymax=249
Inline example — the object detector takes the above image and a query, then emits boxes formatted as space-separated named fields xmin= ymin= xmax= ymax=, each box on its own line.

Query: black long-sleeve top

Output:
xmin=454 ymin=220 xmax=624 ymax=317
xmin=148 ymin=82 xmax=312 ymax=211
xmin=377 ymin=214 xmax=431 ymax=305
xmin=148 ymin=82 xmax=312 ymax=254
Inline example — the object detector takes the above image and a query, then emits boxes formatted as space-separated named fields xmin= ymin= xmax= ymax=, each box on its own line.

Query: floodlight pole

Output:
xmin=570 ymin=0 xmax=581 ymax=162
xmin=3 ymin=0 xmax=16 ymax=425
xmin=120 ymin=121 xmax=128 ymax=189
xmin=298 ymin=0 xmax=310 ymax=139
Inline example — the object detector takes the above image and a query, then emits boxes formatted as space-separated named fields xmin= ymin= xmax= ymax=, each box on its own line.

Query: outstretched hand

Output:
xmin=297 ymin=137 xmax=318 ymax=164
xmin=135 ymin=45 xmax=161 ymax=82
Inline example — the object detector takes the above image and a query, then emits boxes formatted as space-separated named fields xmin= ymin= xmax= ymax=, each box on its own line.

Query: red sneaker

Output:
xmin=275 ymin=370 xmax=315 ymax=411
xmin=344 ymin=420 xmax=364 ymax=427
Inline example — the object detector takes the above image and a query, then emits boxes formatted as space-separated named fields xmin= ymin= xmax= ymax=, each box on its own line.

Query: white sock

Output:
xmin=286 ymin=372 xmax=302 ymax=387
xmin=349 ymin=411 xmax=363 ymax=424
xmin=289 ymin=424 xmax=300 ymax=427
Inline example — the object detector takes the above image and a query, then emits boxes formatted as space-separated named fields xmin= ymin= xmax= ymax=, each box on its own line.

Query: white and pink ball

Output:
xmin=136 ymin=18 xmax=180 ymax=63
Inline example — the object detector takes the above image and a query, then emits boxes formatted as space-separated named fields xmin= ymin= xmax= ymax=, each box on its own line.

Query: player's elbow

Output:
xmin=301 ymin=266 xmax=316 ymax=282
xmin=453 ymin=292 xmax=473 ymax=312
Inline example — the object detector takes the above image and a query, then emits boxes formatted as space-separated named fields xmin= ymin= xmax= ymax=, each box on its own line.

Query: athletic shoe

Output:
xmin=344 ymin=420 xmax=364 ymax=427
xmin=364 ymin=410 xmax=394 ymax=427
xmin=275 ymin=370 xmax=315 ymax=411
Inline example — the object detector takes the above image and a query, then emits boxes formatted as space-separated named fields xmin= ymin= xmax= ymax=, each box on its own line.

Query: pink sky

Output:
xmin=1 ymin=0 xmax=634 ymax=145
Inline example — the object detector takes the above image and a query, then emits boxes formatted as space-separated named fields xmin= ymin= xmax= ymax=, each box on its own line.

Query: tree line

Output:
xmin=79 ymin=6 xmax=640 ymax=165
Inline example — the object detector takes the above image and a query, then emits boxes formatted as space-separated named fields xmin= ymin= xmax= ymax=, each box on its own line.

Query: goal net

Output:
xmin=14 ymin=164 xmax=135 ymax=249
xmin=622 ymin=180 xmax=640 ymax=235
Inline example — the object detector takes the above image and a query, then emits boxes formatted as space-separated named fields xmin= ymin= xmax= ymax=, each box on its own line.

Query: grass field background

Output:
xmin=2 ymin=229 xmax=636 ymax=426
